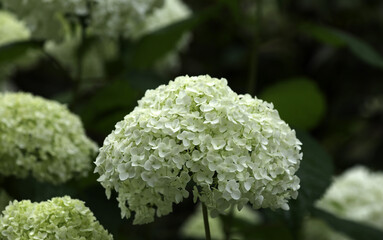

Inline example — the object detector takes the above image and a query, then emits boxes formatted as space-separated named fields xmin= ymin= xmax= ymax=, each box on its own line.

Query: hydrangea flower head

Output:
xmin=0 ymin=92 xmax=97 ymax=184
xmin=2 ymin=0 xmax=163 ymax=41
xmin=95 ymin=75 xmax=302 ymax=224
xmin=89 ymin=0 xmax=164 ymax=38
xmin=302 ymin=166 xmax=383 ymax=240
xmin=0 ymin=196 xmax=113 ymax=240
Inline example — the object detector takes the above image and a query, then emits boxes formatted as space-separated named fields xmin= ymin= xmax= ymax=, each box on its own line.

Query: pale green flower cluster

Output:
xmin=0 ymin=92 xmax=97 ymax=184
xmin=89 ymin=0 xmax=164 ymax=38
xmin=45 ymin=0 xmax=190 ymax=75
xmin=95 ymin=75 xmax=302 ymax=224
xmin=1 ymin=0 xmax=89 ymax=41
xmin=2 ymin=0 xmax=163 ymax=40
xmin=0 ymin=196 xmax=113 ymax=240
xmin=303 ymin=166 xmax=383 ymax=240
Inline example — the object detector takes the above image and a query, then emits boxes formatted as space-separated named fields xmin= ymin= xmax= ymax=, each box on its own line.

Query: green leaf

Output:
xmin=295 ymin=130 xmax=334 ymax=206
xmin=227 ymin=216 xmax=294 ymax=240
xmin=333 ymin=30 xmax=383 ymax=69
xmin=300 ymin=23 xmax=345 ymax=47
xmin=75 ymin=80 xmax=140 ymax=135
xmin=259 ymin=77 xmax=326 ymax=130
xmin=126 ymin=4 xmax=221 ymax=69
xmin=301 ymin=23 xmax=383 ymax=69
xmin=0 ymin=40 xmax=44 ymax=66
xmin=311 ymin=207 xmax=383 ymax=240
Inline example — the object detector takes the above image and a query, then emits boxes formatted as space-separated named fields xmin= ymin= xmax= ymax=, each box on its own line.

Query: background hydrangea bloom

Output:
xmin=89 ymin=0 xmax=164 ymax=38
xmin=302 ymin=166 xmax=383 ymax=240
xmin=95 ymin=75 xmax=302 ymax=224
xmin=0 ymin=92 xmax=97 ymax=184
xmin=1 ymin=0 xmax=163 ymax=41
xmin=0 ymin=196 xmax=113 ymax=239
xmin=45 ymin=0 xmax=191 ymax=75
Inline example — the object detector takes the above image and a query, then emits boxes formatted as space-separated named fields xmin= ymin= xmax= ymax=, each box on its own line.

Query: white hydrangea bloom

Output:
xmin=0 ymin=92 xmax=98 ymax=184
xmin=0 ymin=196 xmax=113 ymax=240
xmin=303 ymin=166 xmax=383 ymax=240
xmin=1 ymin=0 xmax=89 ymax=41
xmin=89 ymin=0 xmax=164 ymax=38
xmin=95 ymin=75 xmax=302 ymax=224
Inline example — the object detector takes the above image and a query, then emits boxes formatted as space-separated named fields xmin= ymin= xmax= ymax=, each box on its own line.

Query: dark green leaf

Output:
xmin=311 ymin=207 xmax=383 ymax=240
xmin=300 ymin=23 xmax=345 ymax=47
xmin=301 ymin=23 xmax=383 ymax=69
xmin=0 ymin=40 xmax=44 ymax=66
xmin=127 ymin=4 xmax=221 ymax=69
xmin=75 ymin=80 xmax=139 ymax=135
xmin=333 ymin=30 xmax=383 ymax=69
xmin=227 ymin=216 xmax=294 ymax=240
xmin=260 ymin=77 xmax=326 ymax=130
xmin=295 ymin=130 xmax=334 ymax=206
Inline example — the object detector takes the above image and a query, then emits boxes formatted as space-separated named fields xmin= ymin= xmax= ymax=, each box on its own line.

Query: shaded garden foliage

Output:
xmin=1 ymin=0 xmax=383 ymax=239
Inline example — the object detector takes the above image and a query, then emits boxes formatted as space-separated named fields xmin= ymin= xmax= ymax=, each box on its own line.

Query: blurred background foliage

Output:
xmin=1 ymin=0 xmax=383 ymax=239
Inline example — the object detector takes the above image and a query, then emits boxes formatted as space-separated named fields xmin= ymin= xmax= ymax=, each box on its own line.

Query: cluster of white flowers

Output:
xmin=45 ymin=0 xmax=191 ymax=74
xmin=0 ymin=196 xmax=113 ymax=239
xmin=95 ymin=75 xmax=302 ymax=224
xmin=89 ymin=0 xmax=164 ymax=38
xmin=0 ymin=92 xmax=98 ymax=184
xmin=303 ymin=166 xmax=383 ymax=240
xmin=1 ymin=0 xmax=163 ymax=41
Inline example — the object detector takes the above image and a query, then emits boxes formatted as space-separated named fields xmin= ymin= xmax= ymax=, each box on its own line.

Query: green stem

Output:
xmin=248 ymin=0 xmax=263 ymax=96
xmin=202 ymin=203 xmax=212 ymax=240
xmin=70 ymin=19 xmax=87 ymax=108
xmin=223 ymin=205 xmax=235 ymax=240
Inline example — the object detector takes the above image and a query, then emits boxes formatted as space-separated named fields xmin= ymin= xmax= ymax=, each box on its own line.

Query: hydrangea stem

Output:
xmin=223 ymin=205 xmax=235 ymax=240
xmin=202 ymin=203 xmax=211 ymax=240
